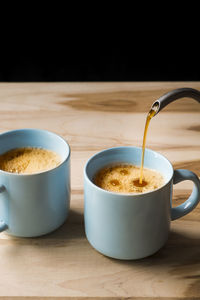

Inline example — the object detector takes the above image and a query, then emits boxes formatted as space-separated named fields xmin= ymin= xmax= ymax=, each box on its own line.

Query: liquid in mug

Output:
xmin=0 ymin=147 xmax=62 ymax=174
xmin=94 ymin=164 xmax=164 ymax=193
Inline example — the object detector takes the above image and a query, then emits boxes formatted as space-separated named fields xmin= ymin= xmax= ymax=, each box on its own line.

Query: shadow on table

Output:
xmin=41 ymin=209 xmax=85 ymax=240
xmin=110 ymin=229 xmax=200 ymax=297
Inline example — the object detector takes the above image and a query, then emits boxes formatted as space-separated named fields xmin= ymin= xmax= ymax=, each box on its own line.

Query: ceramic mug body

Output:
xmin=84 ymin=147 xmax=200 ymax=260
xmin=0 ymin=129 xmax=70 ymax=237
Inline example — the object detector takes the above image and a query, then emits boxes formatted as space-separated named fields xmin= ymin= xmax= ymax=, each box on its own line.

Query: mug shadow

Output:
xmin=39 ymin=208 xmax=85 ymax=240
xmin=1 ymin=209 xmax=87 ymax=271
xmin=3 ymin=213 xmax=200 ymax=296
xmin=108 ymin=230 xmax=200 ymax=267
xmin=108 ymin=229 xmax=200 ymax=297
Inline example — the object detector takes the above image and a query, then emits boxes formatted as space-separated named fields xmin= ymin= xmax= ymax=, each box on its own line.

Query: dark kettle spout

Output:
xmin=151 ymin=88 xmax=200 ymax=115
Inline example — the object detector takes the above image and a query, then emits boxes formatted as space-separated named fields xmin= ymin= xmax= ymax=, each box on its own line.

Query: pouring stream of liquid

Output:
xmin=139 ymin=104 xmax=158 ymax=184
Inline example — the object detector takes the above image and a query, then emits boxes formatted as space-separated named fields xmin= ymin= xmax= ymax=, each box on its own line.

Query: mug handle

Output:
xmin=171 ymin=169 xmax=200 ymax=220
xmin=0 ymin=185 xmax=8 ymax=232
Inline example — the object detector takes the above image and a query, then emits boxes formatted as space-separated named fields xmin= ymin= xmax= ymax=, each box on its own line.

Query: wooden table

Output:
xmin=0 ymin=82 xmax=200 ymax=299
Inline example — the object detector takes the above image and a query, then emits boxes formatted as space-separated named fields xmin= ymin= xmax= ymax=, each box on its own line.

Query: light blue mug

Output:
xmin=84 ymin=146 xmax=200 ymax=260
xmin=0 ymin=129 xmax=70 ymax=237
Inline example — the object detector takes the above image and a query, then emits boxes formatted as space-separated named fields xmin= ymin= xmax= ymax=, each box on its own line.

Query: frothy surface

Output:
xmin=0 ymin=147 xmax=62 ymax=174
xmin=94 ymin=164 xmax=164 ymax=194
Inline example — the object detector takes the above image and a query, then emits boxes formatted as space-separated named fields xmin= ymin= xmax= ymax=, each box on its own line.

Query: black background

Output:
xmin=1 ymin=47 xmax=199 ymax=82
xmin=0 ymin=20 xmax=199 ymax=82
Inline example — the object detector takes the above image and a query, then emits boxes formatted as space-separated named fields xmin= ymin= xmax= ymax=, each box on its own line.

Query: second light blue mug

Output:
xmin=84 ymin=146 xmax=200 ymax=260
xmin=0 ymin=129 xmax=70 ymax=237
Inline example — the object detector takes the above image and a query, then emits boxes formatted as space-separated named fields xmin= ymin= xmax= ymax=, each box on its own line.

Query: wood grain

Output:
xmin=0 ymin=82 xmax=199 ymax=299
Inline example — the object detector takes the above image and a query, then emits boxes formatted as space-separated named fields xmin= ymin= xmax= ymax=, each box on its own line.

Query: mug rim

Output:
xmin=0 ymin=128 xmax=71 ymax=177
xmin=84 ymin=146 xmax=174 ymax=197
